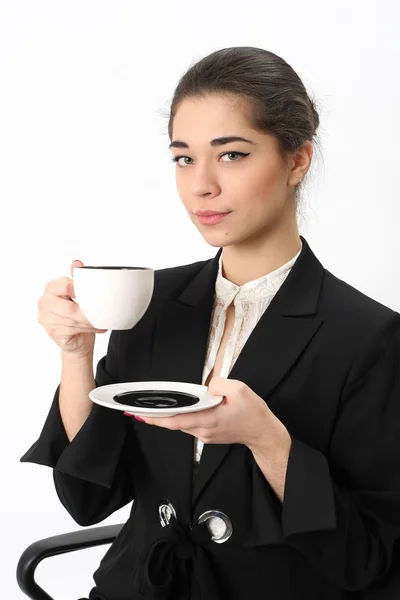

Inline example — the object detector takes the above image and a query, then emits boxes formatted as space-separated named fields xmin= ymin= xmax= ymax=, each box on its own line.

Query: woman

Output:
xmin=21 ymin=47 xmax=400 ymax=600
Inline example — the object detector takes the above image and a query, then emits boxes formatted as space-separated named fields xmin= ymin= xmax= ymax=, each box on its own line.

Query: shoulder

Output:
xmin=322 ymin=268 xmax=400 ymax=349
xmin=323 ymin=268 xmax=399 ymax=320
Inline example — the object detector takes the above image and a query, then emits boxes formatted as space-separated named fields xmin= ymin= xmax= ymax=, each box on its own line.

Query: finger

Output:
xmin=147 ymin=418 xmax=197 ymax=432
xmin=71 ymin=259 xmax=84 ymax=278
xmin=143 ymin=416 xmax=182 ymax=429
xmin=45 ymin=277 xmax=76 ymax=299
xmin=38 ymin=306 xmax=94 ymax=329
xmin=39 ymin=295 xmax=91 ymax=326
xmin=144 ymin=403 xmax=223 ymax=428
xmin=208 ymin=377 xmax=245 ymax=397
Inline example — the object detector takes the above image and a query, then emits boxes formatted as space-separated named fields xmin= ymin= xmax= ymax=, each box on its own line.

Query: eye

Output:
xmin=171 ymin=151 xmax=250 ymax=167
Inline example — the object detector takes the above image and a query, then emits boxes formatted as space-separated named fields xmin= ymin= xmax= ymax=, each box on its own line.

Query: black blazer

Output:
xmin=21 ymin=235 xmax=400 ymax=600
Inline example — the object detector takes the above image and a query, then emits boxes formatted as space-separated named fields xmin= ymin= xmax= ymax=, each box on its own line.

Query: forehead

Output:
xmin=172 ymin=95 xmax=254 ymax=138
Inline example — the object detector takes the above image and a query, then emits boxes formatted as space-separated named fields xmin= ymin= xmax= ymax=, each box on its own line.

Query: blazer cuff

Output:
xmin=20 ymin=381 xmax=127 ymax=489
xmin=243 ymin=453 xmax=285 ymax=547
xmin=20 ymin=384 xmax=70 ymax=467
xmin=282 ymin=435 xmax=337 ymax=538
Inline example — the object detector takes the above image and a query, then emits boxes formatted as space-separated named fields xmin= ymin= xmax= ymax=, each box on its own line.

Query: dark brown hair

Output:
xmin=161 ymin=46 xmax=323 ymax=219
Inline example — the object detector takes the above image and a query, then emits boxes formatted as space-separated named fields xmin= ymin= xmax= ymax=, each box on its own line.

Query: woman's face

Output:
xmin=170 ymin=95 xmax=310 ymax=248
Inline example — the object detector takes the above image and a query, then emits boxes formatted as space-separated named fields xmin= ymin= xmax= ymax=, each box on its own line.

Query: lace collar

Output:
xmin=215 ymin=241 xmax=303 ymax=304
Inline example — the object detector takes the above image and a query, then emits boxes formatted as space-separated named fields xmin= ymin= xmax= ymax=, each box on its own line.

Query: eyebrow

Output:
xmin=169 ymin=136 xmax=256 ymax=149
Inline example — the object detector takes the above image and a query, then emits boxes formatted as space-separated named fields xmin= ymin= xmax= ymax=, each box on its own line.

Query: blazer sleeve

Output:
xmin=20 ymin=331 xmax=135 ymax=526
xmin=278 ymin=313 xmax=400 ymax=591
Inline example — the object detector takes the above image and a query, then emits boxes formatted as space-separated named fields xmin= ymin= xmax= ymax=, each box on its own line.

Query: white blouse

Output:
xmin=193 ymin=242 xmax=303 ymax=536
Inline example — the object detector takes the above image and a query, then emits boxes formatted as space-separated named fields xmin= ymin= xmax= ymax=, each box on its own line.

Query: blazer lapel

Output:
xmin=150 ymin=236 xmax=325 ymax=506
xmin=148 ymin=253 xmax=221 ymax=502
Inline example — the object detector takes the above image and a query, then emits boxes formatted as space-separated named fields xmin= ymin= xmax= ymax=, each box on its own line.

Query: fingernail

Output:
xmin=123 ymin=412 xmax=134 ymax=417
xmin=134 ymin=416 xmax=145 ymax=422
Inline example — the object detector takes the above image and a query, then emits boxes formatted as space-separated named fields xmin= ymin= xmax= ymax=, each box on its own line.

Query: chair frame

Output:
xmin=16 ymin=523 xmax=123 ymax=600
xmin=16 ymin=523 xmax=400 ymax=599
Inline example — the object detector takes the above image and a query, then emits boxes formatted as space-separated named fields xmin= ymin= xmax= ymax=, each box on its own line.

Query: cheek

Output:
xmin=251 ymin=165 xmax=281 ymax=194
xmin=178 ymin=194 xmax=193 ymax=216
xmin=235 ymin=159 xmax=280 ymax=199
xmin=239 ymin=185 xmax=281 ymax=221
xmin=175 ymin=175 xmax=189 ymax=199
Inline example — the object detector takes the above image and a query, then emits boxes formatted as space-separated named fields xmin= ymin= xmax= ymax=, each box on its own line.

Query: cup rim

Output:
xmin=73 ymin=266 xmax=153 ymax=271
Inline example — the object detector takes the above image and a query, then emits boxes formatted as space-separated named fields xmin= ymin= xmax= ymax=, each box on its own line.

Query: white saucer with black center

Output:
xmin=89 ymin=381 xmax=224 ymax=417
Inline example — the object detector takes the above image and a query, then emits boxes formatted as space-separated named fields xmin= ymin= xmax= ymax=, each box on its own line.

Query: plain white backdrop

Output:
xmin=1 ymin=0 xmax=399 ymax=598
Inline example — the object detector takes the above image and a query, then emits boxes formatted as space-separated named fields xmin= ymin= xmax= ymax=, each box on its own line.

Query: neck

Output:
xmin=220 ymin=225 xmax=302 ymax=287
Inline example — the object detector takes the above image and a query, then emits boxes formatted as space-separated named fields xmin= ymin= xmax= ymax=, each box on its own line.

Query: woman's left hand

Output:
xmin=127 ymin=376 xmax=286 ymax=450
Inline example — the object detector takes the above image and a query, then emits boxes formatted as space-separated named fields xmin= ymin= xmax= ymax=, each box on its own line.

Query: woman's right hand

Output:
xmin=37 ymin=260 xmax=108 ymax=359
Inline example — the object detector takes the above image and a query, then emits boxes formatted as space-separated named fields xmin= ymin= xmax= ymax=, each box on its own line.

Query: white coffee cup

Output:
xmin=72 ymin=265 xmax=154 ymax=330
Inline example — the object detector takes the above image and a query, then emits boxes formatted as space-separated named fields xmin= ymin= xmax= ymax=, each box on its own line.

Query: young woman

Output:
xmin=21 ymin=46 xmax=400 ymax=600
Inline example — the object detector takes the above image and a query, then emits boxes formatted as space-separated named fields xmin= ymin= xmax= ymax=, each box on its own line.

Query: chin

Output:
xmin=204 ymin=240 xmax=227 ymax=249
xmin=203 ymin=225 xmax=266 ymax=249
xmin=199 ymin=231 xmax=238 ymax=249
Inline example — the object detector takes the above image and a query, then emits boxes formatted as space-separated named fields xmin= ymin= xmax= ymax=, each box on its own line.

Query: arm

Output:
xmin=20 ymin=331 xmax=135 ymax=526
xmin=248 ymin=314 xmax=400 ymax=592
xmin=248 ymin=418 xmax=292 ymax=504
xmin=58 ymin=352 xmax=97 ymax=443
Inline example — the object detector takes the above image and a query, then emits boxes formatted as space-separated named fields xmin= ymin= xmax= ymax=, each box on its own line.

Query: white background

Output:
xmin=1 ymin=0 xmax=399 ymax=598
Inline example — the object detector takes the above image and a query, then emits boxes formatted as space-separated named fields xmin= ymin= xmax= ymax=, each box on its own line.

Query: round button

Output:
xmin=159 ymin=499 xmax=177 ymax=528
xmin=197 ymin=510 xmax=233 ymax=544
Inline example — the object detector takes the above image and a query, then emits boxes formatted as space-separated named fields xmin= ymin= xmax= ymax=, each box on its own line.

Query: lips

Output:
xmin=196 ymin=212 xmax=230 ymax=225
xmin=196 ymin=211 xmax=229 ymax=216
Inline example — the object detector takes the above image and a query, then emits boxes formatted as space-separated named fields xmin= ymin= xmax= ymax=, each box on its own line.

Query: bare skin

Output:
xmin=204 ymin=302 xmax=236 ymax=386
xmin=170 ymin=94 xmax=313 ymax=286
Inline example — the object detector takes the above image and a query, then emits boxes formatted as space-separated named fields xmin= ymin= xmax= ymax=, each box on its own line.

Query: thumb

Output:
xmin=71 ymin=259 xmax=84 ymax=278
xmin=207 ymin=375 xmax=227 ymax=395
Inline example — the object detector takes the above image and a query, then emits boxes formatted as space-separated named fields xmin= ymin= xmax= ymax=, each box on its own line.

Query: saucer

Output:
xmin=89 ymin=381 xmax=224 ymax=417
